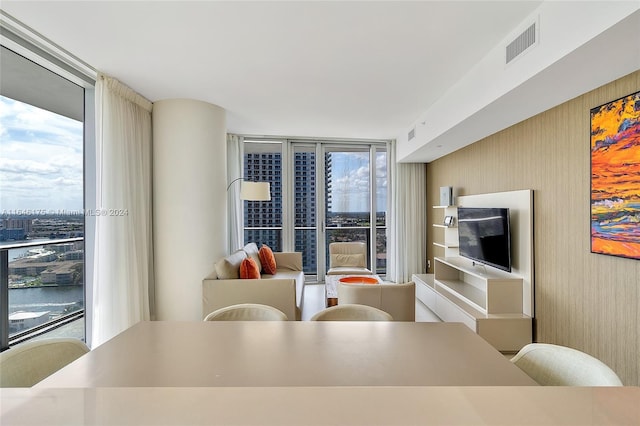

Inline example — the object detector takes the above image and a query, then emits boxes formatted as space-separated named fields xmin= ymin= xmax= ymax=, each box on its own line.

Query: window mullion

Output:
xmin=370 ymin=145 xmax=377 ymax=273
xmin=282 ymin=140 xmax=293 ymax=252
xmin=317 ymin=143 xmax=326 ymax=278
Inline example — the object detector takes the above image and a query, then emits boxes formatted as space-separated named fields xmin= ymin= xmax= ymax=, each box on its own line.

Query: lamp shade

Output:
xmin=240 ymin=181 xmax=271 ymax=201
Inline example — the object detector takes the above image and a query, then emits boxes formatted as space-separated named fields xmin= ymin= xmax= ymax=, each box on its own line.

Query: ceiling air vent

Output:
xmin=506 ymin=20 xmax=537 ymax=64
xmin=408 ymin=127 xmax=416 ymax=141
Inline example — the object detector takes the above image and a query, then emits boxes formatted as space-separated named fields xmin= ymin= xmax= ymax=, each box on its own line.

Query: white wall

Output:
xmin=153 ymin=99 xmax=227 ymax=320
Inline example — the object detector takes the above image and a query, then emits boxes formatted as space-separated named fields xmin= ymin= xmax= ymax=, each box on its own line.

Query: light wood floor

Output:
xmin=301 ymin=283 xmax=441 ymax=322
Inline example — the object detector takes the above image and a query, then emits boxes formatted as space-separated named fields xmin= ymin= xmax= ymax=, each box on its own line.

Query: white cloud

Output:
xmin=0 ymin=96 xmax=83 ymax=211
xmin=329 ymin=151 xmax=388 ymax=213
xmin=0 ymin=158 xmax=59 ymax=175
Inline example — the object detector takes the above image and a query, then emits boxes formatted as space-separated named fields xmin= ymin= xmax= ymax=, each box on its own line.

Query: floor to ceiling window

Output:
xmin=243 ymin=142 xmax=284 ymax=252
xmin=243 ymin=138 xmax=389 ymax=281
xmin=374 ymin=149 xmax=388 ymax=275
xmin=292 ymin=144 xmax=317 ymax=274
xmin=0 ymin=41 xmax=93 ymax=349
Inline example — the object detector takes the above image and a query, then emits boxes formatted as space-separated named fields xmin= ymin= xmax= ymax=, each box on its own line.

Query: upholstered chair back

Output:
xmin=310 ymin=304 xmax=393 ymax=321
xmin=510 ymin=343 xmax=623 ymax=386
xmin=338 ymin=281 xmax=415 ymax=321
xmin=327 ymin=242 xmax=373 ymax=275
xmin=204 ymin=303 xmax=289 ymax=321
xmin=0 ymin=338 xmax=90 ymax=387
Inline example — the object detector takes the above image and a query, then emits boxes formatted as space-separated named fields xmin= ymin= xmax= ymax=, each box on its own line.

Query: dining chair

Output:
xmin=510 ymin=343 xmax=623 ymax=386
xmin=204 ymin=303 xmax=289 ymax=321
xmin=327 ymin=242 xmax=373 ymax=275
xmin=310 ymin=304 xmax=393 ymax=321
xmin=0 ymin=338 xmax=90 ymax=387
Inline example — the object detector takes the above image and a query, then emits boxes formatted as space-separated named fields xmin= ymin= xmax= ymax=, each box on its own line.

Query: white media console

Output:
xmin=416 ymin=189 xmax=534 ymax=352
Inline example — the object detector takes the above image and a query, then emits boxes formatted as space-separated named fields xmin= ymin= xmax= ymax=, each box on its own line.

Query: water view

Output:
xmin=9 ymin=285 xmax=83 ymax=315
xmin=3 ymin=238 xmax=84 ymax=336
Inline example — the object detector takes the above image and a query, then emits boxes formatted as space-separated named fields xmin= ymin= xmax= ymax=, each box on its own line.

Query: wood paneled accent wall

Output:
xmin=426 ymin=70 xmax=640 ymax=386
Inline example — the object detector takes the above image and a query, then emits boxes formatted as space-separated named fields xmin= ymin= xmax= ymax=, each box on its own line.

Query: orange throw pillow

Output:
xmin=239 ymin=257 xmax=261 ymax=279
xmin=259 ymin=244 xmax=277 ymax=275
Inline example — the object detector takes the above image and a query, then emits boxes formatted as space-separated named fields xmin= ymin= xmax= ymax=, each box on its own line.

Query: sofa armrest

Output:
xmin=274 ymin=252 xmax=303 ymax=271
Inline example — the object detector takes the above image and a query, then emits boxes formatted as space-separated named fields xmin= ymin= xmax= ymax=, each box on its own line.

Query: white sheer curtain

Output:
xmin=92 ymin=73 xmax=154 ymax=347
xmin=227 ymin=134 xmax=244 ymax=253
xmin=387 ymin=143 xmax=427 ymax=283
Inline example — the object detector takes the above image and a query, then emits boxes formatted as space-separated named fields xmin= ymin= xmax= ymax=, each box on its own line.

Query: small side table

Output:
xmin=324 ymin=274 xmax=381 ymax=307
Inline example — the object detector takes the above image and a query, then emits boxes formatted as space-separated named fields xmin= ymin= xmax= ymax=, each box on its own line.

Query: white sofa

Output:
xmin=202 ymin=243 xmax=305 ymax=321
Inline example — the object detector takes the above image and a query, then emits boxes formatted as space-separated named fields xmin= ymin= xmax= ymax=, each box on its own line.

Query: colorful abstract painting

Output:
xmin=591 ymin=90 xmax=640 ymax=259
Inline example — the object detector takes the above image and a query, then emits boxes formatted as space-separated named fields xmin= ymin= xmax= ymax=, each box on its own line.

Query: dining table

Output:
xmin=3 ymin=386 xmax=639 ymax=425
xmin=37 ymin=320 xmax=537 ymax=388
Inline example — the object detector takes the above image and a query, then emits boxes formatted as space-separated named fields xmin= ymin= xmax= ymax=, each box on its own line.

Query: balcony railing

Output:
xmin=0 ymin=237 xmax=84 ymax=351
xmin=243 ymin=226 xmax=387 ymax=278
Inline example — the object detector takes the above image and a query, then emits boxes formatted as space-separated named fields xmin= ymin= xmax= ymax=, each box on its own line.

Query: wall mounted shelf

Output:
xmin=418 ymin=189 xmax=534 ymax=352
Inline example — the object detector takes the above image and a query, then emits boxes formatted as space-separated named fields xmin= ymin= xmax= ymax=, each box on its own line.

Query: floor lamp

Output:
xmin=227 ymin=178 xmax=271 ymax=251
xmin=226 ymin=178 xmax=271 ymax=201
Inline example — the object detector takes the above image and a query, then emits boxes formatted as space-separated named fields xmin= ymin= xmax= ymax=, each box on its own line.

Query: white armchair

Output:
xmin=327 ymin=242 xmax=373 ymax=275
xmin=338 ymin=281 xmax=415 ymax=321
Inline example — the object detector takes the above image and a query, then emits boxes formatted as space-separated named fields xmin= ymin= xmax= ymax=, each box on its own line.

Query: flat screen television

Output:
xmin=457 ymin=207 xmax=512 ymax=272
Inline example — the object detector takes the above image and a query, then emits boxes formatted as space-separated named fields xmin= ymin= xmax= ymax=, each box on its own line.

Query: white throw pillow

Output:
xmin=215 ymin=250 xmax=247 ymax=279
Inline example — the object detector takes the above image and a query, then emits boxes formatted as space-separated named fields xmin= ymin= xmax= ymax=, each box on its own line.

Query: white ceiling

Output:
xmin=0 ymin=2 xmax=543 ymax=135
xmin=1 ymin=1 xmax=638 ymax=163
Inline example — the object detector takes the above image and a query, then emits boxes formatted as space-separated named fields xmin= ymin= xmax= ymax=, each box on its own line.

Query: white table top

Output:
xmin=3 ymin=386 xmax=639 ymax=425
xmin=37 ymin=321 xmax=536 ymax=387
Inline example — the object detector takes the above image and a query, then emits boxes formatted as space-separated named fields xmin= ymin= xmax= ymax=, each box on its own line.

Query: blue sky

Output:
xmin=0 ymin=95 xmax=83 ymax=213
xmin=329 ymin=151 xmax=387 ymax=213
